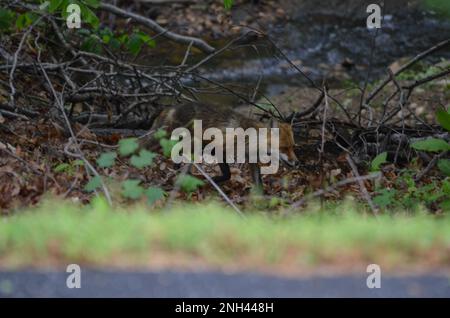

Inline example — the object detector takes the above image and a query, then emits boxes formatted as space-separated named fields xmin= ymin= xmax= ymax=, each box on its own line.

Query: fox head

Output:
xmin=269 ymin=119 xmax=299 ymax=168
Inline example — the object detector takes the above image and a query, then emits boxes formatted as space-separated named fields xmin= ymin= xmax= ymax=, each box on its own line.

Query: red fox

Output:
xmin=149 ymin=102 xmax=299 ymax=189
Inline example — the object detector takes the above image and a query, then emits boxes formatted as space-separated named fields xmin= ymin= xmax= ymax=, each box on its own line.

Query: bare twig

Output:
xmin=346 ymin=154 xmax=378 ymax=214
xmin=415 ymin=151 xmax=448 ymax=182
xmin=319 ymin=86 xmax=329 ymax=162
xmin=8 ymin=17 xmax=43 ymax=107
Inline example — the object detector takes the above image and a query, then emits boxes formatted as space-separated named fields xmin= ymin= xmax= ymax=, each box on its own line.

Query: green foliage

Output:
xmin=411 ymin=138 xmax=450 ymax=152
xmin=436 ymin=109 xmax=450 ymax=131
xmin=97 ymin=152 xmax=117 ymax=168
xmin=223 ymin=0 xmax=234 ymax=10
xmin=437 ymin=159 xmax=450 ymax=176
xmin=3 ymin=2 xmax=156 ymax=55
xmin=86 ymin=137 xmax=169 ymax=205
xmin=160 ymin=138 xmax=178 ymax=157
xmin=54 ymin=163 xmax=71 ymax=173
xmin=145 ymin=187 xmax=166 ymax=205
xmin=370 ymin=151 xmax=388 ymax=171
xmin=73 ymin=159 xmax=85 ymax=166
xmin=79 ymin=2 xmax=100 ymax=29
xmin=48 ymin=0 xmax=64 ymax=13
xmin=373 ymin=188 xmax=397 ymax=208
xmin=47 ymin=0 xmax=100 ymax=28
xmin=0 ymin=8 xmax=15 ymax=31
xmin=153 ymin=128 xmax=168 ymax=140
xmin=118 ymin=138 xmax=139 ymax=156
xmin=425 ymin=0 xmax=450 ymax=17
xmin=121 ymin=179 xmax=145 ymax=199
xmin=176 ymin=175 xmax=205 ymax=193
xmin=16 ymin=12 xmax=38 ymax=31
xmin=82 ymin=0 xmax=100 ymax=9
xmin=373 ymin=171 xmax=450 ymax=211
xmin=126 ymin=31 xmax=156 ymax=56
xmin=130 ymin=150 xmax=156 ymax=169
xmin=54 ymin=160 xmax=84 ymax=175
xmin=84 ymin=175 xmax=102 ymax=192
xmin=397 ymin=64 xmax=443 ymax=83
xmin=410 ymin=109 xmax=450 ymax=177
xmin=81 ymin=33 xmax=102 ymax=54
xmin=79 ymin=27 xmax=156 ymax=55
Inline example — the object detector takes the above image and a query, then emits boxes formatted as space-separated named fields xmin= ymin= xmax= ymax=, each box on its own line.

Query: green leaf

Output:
xmin=60 ymin=0 xmax=72 ymax=20
xmin=130 ymin=150 xmax=156 ymax=169
xmin=121 ymin=179 xmax=144 ymax=199
xmin=108 ymin=37 xmax=121 ymax=50
xmin=49 ymin=0 xmax=64 ymax=12
xmin=81 ymin=34 xmax=102 ymax=54
xmin=425 ymin=0 xmax=450 ymax=17
xmin=440 ymin=199 xmax=450 ymax=211
xmin=436 ymin=109 xmax=450 ymax=132
xmin=73 ymin=159 xmax=85 ymax=166
xmin=99 ymin=28 xmax=112 ymax=43
xmin=370 ymin=151 xmax=388 ymax=171
xmin=411 ymin=138 xmax=450 ymax=152
xmin=80 ymin=4 xmax=100 ymax=29
xmin=118 ymin=138 xmax=139 ymax=156
xmin=118 ymin=33 xmax=129 ymax=44
xmin=82 ymin=0 xmax=100 ymax=8
xmin=145 ymin=187 xmax=165 ymax=205
xmin=160 ymin=138 xmax=178 ymax=158
xmin=176 ymin=175 xmax=204 ymax=193
xmin=373 ymin=188 xmax=397 ymax=208
xmin=16 ymin=14 xmax=29 ymax=31
xmin=102 ymin=34 xmax=110 ymax=43
xmin=153 ymin=128 xmax=168 ymax=140
xmin=0 ymin=9 xmax=15 ymax=31
xmin=223 ymin=0 xmax=234 ymax=10
xmin=54 ymin=163 xmax=71 ymax=173
xmin=84 ymin=175 xmax=102 ymax=192
xmin=126 ymin=33 xmax=144 ymax=55
xmin=438 ymin=159 xmax=450 ymax=176
xmin=97 ymin=151 xmax=117 ymax=168
xmin=137 ymin=31 xmax=156 ymax=48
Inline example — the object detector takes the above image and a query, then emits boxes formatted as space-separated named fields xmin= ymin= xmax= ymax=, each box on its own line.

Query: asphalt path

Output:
xmin=0 ymin=270 xmax=449 ymax=297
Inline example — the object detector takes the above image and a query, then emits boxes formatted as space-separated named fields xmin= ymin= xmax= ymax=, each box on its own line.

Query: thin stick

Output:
xmin=192 ymin=162 xmax=244 ymax=217
xmin=9 ymin=17 xmax=43 ymax=107
xmin=415 ymin=151 xmax=448 ymax=182
xmin=346 ymin=154 xmax=378 ymax=214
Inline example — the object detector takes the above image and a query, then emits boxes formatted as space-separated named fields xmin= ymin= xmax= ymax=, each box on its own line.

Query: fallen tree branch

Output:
xmin=365 ymin=38 xmax=450 ymax=105
xmin=99 ymin=2 xmax=215 ymax=53
xmin=403 ymin=67 xmax=450 ymax=90
xmin=415 ymin=151 xmax=448 ymax=182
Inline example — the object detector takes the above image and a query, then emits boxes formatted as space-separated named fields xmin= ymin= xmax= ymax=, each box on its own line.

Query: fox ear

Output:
xmin=269 ymin=118 xmax=278 ymax=128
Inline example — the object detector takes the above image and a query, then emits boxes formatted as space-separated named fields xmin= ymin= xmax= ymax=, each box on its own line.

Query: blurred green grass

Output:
xmin=0 ymin=198 xmax=449 ymax=273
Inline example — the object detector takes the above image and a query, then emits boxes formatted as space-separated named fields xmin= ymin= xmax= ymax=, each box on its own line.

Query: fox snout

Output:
xmin=279 ymin=148 xmax=299 ymax=168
